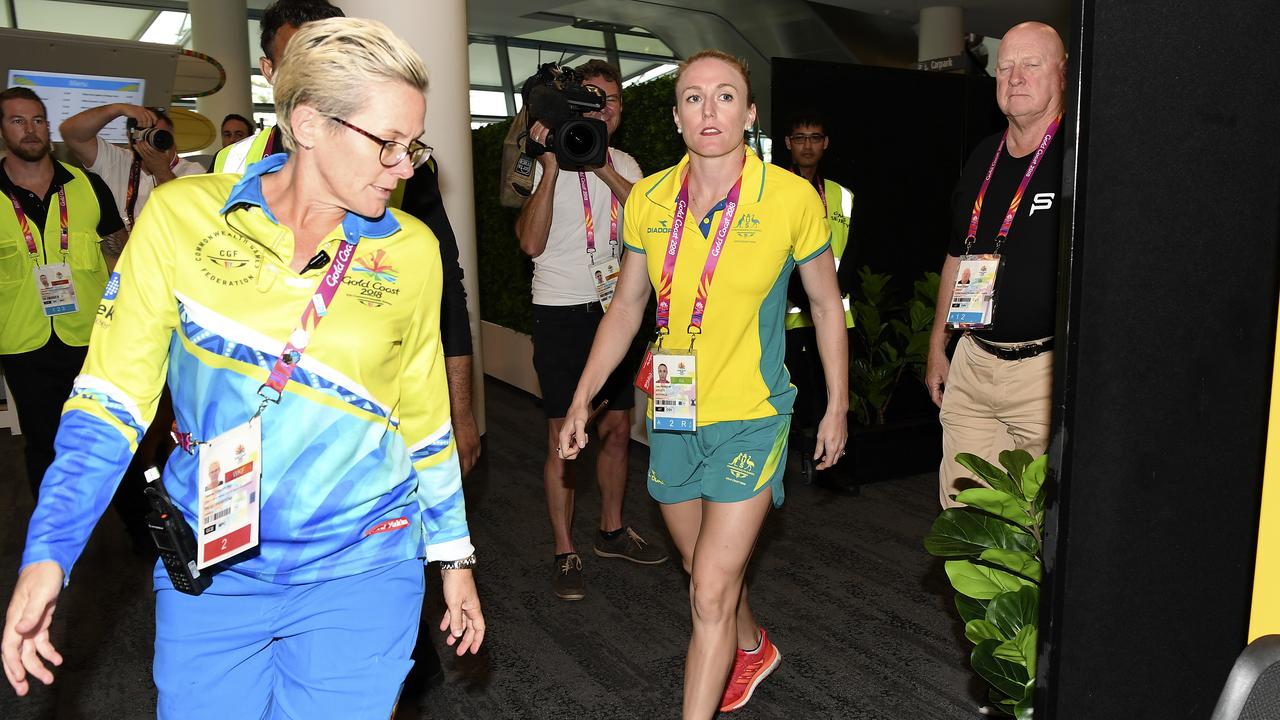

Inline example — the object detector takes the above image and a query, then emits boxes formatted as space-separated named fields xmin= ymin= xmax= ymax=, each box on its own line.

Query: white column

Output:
xmin=189 ymin=0 xmax=253 ymax=153
xmin=334 ymin=0 xmax=484 ymax=434
xmin=918 ymin=6 xmax=965 ymax=62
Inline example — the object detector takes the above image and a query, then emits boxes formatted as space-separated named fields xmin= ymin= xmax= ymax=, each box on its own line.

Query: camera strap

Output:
xmin=578 ymin=151 xmax=618 ymax=258
xmin=126 ymin=156 xmax=142 ymax=228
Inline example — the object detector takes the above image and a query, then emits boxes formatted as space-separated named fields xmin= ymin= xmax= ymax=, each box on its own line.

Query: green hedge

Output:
xmin=470 ymin=74 xmax=686 ymax=335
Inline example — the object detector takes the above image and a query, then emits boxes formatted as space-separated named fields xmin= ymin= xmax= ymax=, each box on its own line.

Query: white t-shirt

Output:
xmin=86 ymin=136 xmax=206 ymax=229
xmin=530 ymin=147 xmax=643 ymax=305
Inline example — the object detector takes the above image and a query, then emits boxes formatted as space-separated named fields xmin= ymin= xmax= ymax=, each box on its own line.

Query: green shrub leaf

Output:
xmin=924 ymin=509 xmax=1037 ymax=557
xmin=1022 ymin=454 xmax=1049 ymax=503
xmin=965 ymin=619 xmax=1006 ymax=644
xmin=979 ymin=549 xmax=1042 ymax=582
xmin=945 ymin=560 xmax=1034 ymax=599
xmin=956 ymin=594 xmax=990 ymax=624
xmin=955 ymin=488 xmax=1032 ymax=528
xmin=956 ymin=453 xmax=1020 ymax=496
xmin=986 ymin=586 xmax=1039 ymax=640
xmin=1015 ymin=688 xmax=1035 ymax=719
xmin=999 ymin=450 xmax=1033 ymax=492
xmin=993 ymin=626 xmax=1037 ymax=674
xmin=972 ymin=639 xmax=1031 ymax=701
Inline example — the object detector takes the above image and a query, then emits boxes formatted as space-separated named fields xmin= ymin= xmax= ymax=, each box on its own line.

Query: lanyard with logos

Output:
xmin=579 ymin=152 xmax=622 ymax=309
xmin=191 ymin=225 xmax=360 ymax=570
xmin=948 ymin=115 xmax=1062 ymax=330
xmin=640 ymin=166 xmax=744 ymax=431
xmin=8 ymin=185 xmax=67 ymax=257
xmin=10 ymin=187 xmax=79 ymax=317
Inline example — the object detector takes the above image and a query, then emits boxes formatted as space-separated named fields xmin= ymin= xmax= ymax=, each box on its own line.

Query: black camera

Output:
xmin=521 ymin=63 xmax=609 ymax=171
xmin=126 ymin=117 xmax=174 ymax=151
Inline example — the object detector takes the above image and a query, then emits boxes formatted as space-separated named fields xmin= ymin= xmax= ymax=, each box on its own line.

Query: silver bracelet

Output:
xmin=438 ymin=553 xmax=477 ymax=571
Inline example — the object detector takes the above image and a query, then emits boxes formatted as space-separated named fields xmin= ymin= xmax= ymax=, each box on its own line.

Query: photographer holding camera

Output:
xmin=515 ymin=59 xmax=666 ymax=602
xmin=60 ymin=103 xmax=205 ymax=230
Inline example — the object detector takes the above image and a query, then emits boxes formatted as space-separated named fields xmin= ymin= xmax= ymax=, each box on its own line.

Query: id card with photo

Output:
xmin=588 ymin=255 xmax=621 ymax=312
xmin=197 ymin=416 xmax=262 ymax=568
xmin=946 ymin=254 xmax=1002 ymax=329
xmin=33 ymin=263 xmax=77 ymax=317
xmin=652 ymin=350 xmax=696 ymax=432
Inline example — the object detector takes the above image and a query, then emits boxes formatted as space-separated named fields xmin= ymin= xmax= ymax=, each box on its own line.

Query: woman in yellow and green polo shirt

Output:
xmin=558 ymin=50 xmax=848 ymax=719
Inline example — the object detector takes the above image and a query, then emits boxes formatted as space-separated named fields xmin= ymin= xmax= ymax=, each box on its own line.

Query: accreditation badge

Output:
xmin=196 ymin=416 xmax=262 ymax=568
xmin=588 ymin=254 xmax=621 ymax=312
xmin=946 ymin=254 xmax=1002 ymax=329
xmin=651 ymin=349 xmax=696 ymax=432
xmin=33 ymin=262 xmax=78 ymax=317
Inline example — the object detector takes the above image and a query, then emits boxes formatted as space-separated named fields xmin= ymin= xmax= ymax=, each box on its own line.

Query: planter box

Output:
xmin=849 ymin=414 xmax=941 ymax=483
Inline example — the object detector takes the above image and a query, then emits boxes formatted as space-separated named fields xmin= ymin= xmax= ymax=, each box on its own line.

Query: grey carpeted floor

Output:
xmin=0 ymin=378 xmax=976 ymax=719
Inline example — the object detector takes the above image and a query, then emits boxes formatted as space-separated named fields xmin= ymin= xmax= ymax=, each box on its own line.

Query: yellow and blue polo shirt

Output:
xmin=22 ymin=154 xmax=471 ymax=585
xmin=623 ymin=148 xmax=830 ymax=425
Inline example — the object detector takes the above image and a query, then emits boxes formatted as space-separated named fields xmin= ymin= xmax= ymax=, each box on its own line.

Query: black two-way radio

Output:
xmin=143 ymin=466 xmax=212 ymax=596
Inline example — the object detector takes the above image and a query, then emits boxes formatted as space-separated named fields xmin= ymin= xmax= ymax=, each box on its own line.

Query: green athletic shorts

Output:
xmin=646 ymin=414 xmax=791 ymax=507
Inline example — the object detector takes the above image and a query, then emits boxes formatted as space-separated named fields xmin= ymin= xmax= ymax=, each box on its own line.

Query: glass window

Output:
xmin=253 ymin=111 xmax=276 ymax=130
xmin=469 ymin=90 xmax=509 ymax=118
xmin=13 ymin=0 xmax=153 ymax=39
xmin=138 ymin=11 xmax=190 ymax=46
xmin=250 ymin=74 xmax=273 ymax=106
xmin=469 ymin=42 xmax=502 ymax=87
xmin=621 ymin=61 xmax=677 ymax=87
xmin=247 ymin=19 xmax=263 ymax=72
xmin=518 ymin=26 xmax=605 ymax=49
xmin=615 ymin=33 xmax=674 ymax=56
xmin=507 ymin=45 xmax=606 ymax=88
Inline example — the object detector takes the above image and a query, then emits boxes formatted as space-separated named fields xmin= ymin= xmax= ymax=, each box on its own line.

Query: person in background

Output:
xmin=926 ymin=22 xmax=1066 ymax=510
xmin=516 ymin=58 xmax=667 ymax=602
xmin=59 ymin=104 xmax=205 ymax=231
xmin=0 ymin=86 xmax=126 ymax=500
xmin=1 ymin=19 xmax=484 ymax=717
xmin=782 ymin=110 xmax=856 ymax=491
xmin=221 ymin=113 xmax=254 ymax=147
xmin=559 ymin=51 xmax=847 ymax=718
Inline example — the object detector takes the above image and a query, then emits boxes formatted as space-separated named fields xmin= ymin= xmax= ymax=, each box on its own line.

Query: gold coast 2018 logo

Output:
xmin=194 ymin=230 xmax=262 ymax=287
xmin=344 ymin=248 xmax=402 ymax=308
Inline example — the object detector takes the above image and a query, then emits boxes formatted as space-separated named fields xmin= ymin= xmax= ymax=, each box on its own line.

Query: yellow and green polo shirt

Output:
xmin=623 ymin=148 xmax=831 ymax=425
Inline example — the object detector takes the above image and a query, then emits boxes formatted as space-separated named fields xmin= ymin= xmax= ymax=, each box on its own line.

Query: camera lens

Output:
xmin=148 ymin=128 xmax=175 ymax=151
xmin=562 ymin=123 xmax=596 ymax=158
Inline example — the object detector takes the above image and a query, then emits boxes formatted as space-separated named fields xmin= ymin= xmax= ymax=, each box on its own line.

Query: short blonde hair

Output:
xmin=271 ymin=17 xmax=428 ymax=152
xmin=675 ymin=50 xmax=753 ymax=104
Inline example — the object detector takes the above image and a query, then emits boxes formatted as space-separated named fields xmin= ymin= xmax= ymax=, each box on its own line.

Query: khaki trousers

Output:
xmin=938 ymin=334 xmax=1053 ymax=508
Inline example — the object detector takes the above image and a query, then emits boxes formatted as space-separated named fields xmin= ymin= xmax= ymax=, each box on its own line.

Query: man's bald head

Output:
xmin=995 ymin=22 xmax=1067 ymax=125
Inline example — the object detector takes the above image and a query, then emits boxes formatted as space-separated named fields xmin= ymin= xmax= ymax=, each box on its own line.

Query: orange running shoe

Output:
xmin=719 ymin=628 xmax=782 ymax=713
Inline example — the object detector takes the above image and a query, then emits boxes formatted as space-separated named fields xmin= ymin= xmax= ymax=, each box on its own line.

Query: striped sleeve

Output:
xmin=398 ymin=229 xmax=473 ymax=562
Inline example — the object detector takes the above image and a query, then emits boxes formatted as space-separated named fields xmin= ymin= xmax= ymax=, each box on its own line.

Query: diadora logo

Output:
xmin=726 ymin=452 xmax=757 ymax=483
xmin=364 ymin=517 xmax=410 ymax=537
xmin=735 ymin=213 xmax=761 ymax=237
xmin=194 ymin=230 xmax=262 ymax=287
xmin=648 ymin=219 xmax=671 ymax=234
xmin=1029 ymin=192 xmax=1056 ymax=215
xmin=343 ymin=248 xmax=402 ymax=308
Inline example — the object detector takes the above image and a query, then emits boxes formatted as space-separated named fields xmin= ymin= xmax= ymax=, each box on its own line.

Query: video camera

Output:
xmin=126 ymin=116 xmax=174 ymax=152
xmin=521 ymin=63 xmax=609 ymax=171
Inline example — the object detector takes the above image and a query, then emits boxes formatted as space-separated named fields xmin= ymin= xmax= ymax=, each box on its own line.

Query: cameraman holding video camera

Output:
xmin=515 ymin=59 xmax=667 ymax=602
xmin=60 ymin=103 xmax=205 ymax=230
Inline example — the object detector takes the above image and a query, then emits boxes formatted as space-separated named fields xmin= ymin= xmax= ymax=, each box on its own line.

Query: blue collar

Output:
xmin=219 ymin=152 xmax=401 ymax=241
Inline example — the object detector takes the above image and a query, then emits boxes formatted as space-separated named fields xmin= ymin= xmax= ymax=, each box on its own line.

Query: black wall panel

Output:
xmin=1042 ymin=1 xmax=1280 ymax=717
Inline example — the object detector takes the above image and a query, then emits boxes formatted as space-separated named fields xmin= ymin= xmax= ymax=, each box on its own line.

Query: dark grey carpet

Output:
xmin=0 ymin=378 xmax=975 ymax=719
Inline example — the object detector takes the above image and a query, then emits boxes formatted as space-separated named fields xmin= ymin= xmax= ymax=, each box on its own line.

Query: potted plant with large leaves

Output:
xmin=923 ymin=450 xmax=1047 ymax=719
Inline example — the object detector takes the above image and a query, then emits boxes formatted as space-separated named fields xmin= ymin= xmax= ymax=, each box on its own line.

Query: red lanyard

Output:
xmin=7 ymin=186 xmax=68 ymax=258
xmin=655 ymin=167 xmax=743 ymax=340
xmin=577 ymin=152 xmax=618 ymax=256
xmin=966 ymin=114 xmax=1062 ymax=253
xmin=258 ymin=226 xmax=359 ymax=406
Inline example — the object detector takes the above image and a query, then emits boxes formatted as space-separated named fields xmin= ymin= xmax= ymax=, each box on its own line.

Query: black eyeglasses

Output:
xmin=328 ymin=116 xmax=432 ymax=168
xmin=788 ymin=133 xmax=826 ymax=145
